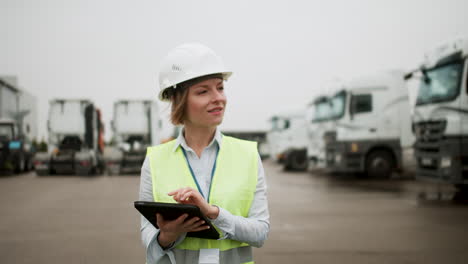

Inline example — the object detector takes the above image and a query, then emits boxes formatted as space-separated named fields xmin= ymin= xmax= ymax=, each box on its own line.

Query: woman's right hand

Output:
xmin=156 ymin=213 xmax=210 ymax=248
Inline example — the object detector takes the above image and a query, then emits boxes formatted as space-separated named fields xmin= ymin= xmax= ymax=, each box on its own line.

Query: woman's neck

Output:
xmin=183 ymin=125 xmax=217 ymax=157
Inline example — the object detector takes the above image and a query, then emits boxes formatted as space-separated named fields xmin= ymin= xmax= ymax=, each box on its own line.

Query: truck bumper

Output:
xmin=326 ymin=142 xmax=364 ymax=173
xmin=415 ymin=137 xmax=468 ymax=185
xmin=119 ymin=152 xmax=145 ymax=174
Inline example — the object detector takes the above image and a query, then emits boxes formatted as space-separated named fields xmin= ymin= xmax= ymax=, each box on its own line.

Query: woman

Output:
xmin=139 ymin=43 xmax=270 ymax=264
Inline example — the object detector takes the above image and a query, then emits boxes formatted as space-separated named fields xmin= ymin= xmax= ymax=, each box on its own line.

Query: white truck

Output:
xmin=404 ymin=37 xmax=468 ymax=194
xmin=325 ymin=70 xmax=415 ymax=178
xmin=0 ymin=78 xmax=38 ymax=174
xmin=266 ymin=110 xmax=308 ymax=170
xmin=34 ymin=99 xmax=105 ymax=176
xmin=105 ymin=100 xmax=161 ymax=175
xmin=306 ymin=84 xmax=346 ymax=170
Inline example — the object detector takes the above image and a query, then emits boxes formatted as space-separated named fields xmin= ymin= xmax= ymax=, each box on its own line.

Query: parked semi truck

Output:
xmin=105 ymin=100 xmax=160 ymax=175
xmin=306 ymin=84 xmax=345 ymax=170
xmin=266 ymin=110 xmax=308 ymax=170
xmin=326 ymin=70 xmax=415 ymax=178
xmin=0 ymin=78 xmax=37 ymax=174
xmin=34 ymin=99 xmax=105 ymax=176
xmin=404 ymin=37 xmax=468 ymax=193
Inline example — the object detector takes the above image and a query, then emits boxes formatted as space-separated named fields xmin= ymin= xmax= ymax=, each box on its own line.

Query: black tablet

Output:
xmin=134 ymin=201 xmax=220 ymax=240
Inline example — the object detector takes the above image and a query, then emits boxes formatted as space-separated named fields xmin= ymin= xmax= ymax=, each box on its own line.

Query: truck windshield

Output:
xmin=0 ymin=124 xmax=13 ymax=141
xmin=329 ymin=91 xmax=346 ymax=119
xmin=269 ymin=117 xmax=287 ymax=131
xmin=416 ymin=61 xmax=464 ymax=105
xmin=313 ymin=101 xmax=332 ymax=122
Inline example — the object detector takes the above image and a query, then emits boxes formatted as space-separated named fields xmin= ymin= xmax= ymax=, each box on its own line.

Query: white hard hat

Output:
xmin=158 ymin=43 xmax=232 ymax=101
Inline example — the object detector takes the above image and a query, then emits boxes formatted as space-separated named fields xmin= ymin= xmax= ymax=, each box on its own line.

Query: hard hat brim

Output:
xmin=158 ymin=71 xmax=232 ymax=101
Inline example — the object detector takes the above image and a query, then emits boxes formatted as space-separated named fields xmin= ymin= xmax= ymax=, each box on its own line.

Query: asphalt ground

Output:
xmin=0 ymin=160 xmax=467 ymax=264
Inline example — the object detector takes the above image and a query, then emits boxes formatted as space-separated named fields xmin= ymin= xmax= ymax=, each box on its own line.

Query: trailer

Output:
xmin=0 ymin=78 xmax=37 ymax=174
xmin=405 ymin=37 xmax=468 ymax=194
xmin=105 ymin=100 xmax=161 ymax=175
xmin=326 ymin=70 xmax=415 ymax=178
xmin=34 ymin=99 xmax=105 ymax=176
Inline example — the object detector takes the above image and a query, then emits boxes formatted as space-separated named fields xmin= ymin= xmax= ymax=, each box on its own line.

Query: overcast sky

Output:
xmin=1 ymin=0 xmax=468 ymax=141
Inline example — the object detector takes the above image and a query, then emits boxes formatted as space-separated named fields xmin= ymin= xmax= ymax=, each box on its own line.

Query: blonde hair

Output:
xmin=169 ymin=86 xmax=189 ymax=125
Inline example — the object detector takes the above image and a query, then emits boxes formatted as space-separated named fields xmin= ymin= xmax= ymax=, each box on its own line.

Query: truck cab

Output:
xmin=0 ymin=78 xmax=37 ymax=174
xmin=267 ymin=110 xmax=308 ymax=170
xmin=307 ymin=87 xmax=347 ymax=170
xmin=106 ymin=100 xmax=160 ymax=175
xmin=326 ymin=71 xmax=415 ymax=178
xmin=405 ymin=37 xmax=468 ymax=191
xmin=35 ymin=99 xmax=105 ymax=176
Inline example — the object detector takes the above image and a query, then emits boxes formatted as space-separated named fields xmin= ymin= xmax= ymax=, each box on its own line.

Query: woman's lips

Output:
xmin=208 ymin=107 xmax=223 ymax=115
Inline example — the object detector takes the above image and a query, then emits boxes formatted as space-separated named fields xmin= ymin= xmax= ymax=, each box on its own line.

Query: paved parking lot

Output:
xmin=1 ymin=160 xmax=467 ymax=264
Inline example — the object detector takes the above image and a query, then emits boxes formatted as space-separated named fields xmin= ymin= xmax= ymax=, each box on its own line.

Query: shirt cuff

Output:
xmin=211 ymin=206 xmax=233 ymax=240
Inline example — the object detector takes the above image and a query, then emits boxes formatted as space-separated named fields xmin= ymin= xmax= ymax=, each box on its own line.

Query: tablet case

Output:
xmin=134 ymin=201 xmax=220 ymax=240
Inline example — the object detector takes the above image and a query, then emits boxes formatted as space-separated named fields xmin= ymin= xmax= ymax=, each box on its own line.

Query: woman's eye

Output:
xmin=198 ymin=90 xmax=207 ymax=95
xmin=218 ymin=87 xmax=224 ymax=91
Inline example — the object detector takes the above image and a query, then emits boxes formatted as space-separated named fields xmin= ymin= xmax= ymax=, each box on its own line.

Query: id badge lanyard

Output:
xmin=181 ymin=145 xmax=219 ymax=203
xmin=181 ymin=146 xmax=221 ymax=264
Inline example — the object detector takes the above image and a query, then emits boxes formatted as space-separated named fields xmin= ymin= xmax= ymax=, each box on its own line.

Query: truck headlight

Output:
xmin=335 ymin=154 xmax=342 ymax=163
xmin=440 ymin=157 xmax=451 ymax=168
xmin=350 ymin=143 xmax=359 ymax=153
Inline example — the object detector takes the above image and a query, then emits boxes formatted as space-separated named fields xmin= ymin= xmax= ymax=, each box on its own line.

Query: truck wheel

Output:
xmin=290 ymin=151 xmax=308 ymax=171
xmin=284 ymin=151 xmax=308 ymax=171
xmin=453 ymin=184 xmax=468 ymax=202
xmin=365 ymin=150 xmax=394 ymax=179
xmin=75 ymin=168 xmax=90 ymax=176
xmin=35 ymin=170 xmax=49 ymax=176
xmin=15 ymin=155 xmax=26 ymax=173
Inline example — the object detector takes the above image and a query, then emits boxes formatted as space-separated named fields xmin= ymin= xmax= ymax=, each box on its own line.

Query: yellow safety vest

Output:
xmin=147 ymin=135 xmax=258 ymax=264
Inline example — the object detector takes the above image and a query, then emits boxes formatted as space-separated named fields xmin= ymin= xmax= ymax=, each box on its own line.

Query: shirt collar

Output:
xmin=172 ymin=127 xmax=223 ymax=152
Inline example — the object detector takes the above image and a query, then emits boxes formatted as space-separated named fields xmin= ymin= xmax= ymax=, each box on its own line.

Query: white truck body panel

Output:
xmin=0 ymin=78 xmax=37 ymax=140
xmin=337 ymin=70 xmax=415 ymax=148
xmin=49 ymin=101 xmax=86 ymax=135
xmin=267 ymin=110 xmax=307 ymax=162
xmin=18 ymin=90 xmax=38 ymax=141
xmin=48 ymin=100 xmax=90 ymax=152
xmin=112 ymin=100 xmax=160 ymax=146
xmin=0 ymin=82 xmax=19 ymax=121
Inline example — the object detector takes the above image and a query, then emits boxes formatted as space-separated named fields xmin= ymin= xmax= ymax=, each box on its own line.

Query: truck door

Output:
xmin=349 ymin=93 xmax=376 ymax=141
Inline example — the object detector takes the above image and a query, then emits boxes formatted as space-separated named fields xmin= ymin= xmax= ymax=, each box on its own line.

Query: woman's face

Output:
xmin=185 ymin=78 xmax=226 ymax=128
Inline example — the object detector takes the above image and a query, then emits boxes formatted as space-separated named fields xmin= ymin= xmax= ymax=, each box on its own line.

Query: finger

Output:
xmin=168 ymin=188 xmax=182 ymax=196
xmin=174 ymin=213 xmax=188 ymax=225
xmin=181 ymin=191 xmax=193 ymax=202
xmin=175 ymin=188 xmax=192 ymax=202
xmin=188 ymin=225 xmax=211 ymax=232
xmin=183 ymin=216 xmax=200 ymax=226
xmin=156 ymin=213 xmax=165 ymax=227
xmin=174 ymin=188 xmax=187 ymax=201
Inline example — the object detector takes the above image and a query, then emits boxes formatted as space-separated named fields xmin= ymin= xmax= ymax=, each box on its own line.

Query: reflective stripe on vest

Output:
xmin=147 ymin=135 xmax=258 ymax=261
xmin=155 ymin=247 xmax=253 ymax=264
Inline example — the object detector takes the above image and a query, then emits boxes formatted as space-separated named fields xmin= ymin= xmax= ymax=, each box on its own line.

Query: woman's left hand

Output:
xmin=168 ymin=187 xmax=219 ymax=219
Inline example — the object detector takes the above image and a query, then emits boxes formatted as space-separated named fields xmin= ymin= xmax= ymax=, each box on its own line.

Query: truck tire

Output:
xmin=365 ymin=150 xmax=394 ymax=179
xmin=453 ymin=184 xmax=468 ymax=202
xmin=35 ymin=170 xmax=49 ymax=176
xmin=75 ymin=168 xmax=90 ymax=176
xmin=15 ymin=155 xmax=26 ymax=174
xmin=285 ymin=151 xmax=308 ymax=171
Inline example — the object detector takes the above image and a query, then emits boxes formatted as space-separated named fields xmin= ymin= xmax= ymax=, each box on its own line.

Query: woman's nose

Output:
xmin=211 ymin=89 xmax=226 ymax=102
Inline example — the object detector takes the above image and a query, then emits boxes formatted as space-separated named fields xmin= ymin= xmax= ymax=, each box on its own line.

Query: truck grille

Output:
xmin=414 ymin=120 xmax=446 ymax=144
xmin=323 ymin=131 xmax=337 ymax=144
